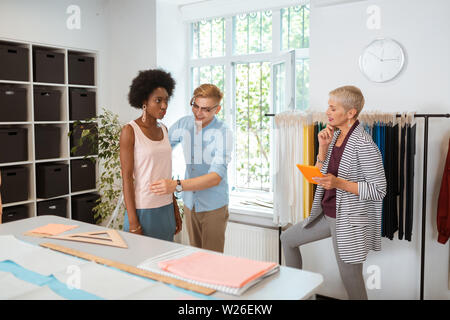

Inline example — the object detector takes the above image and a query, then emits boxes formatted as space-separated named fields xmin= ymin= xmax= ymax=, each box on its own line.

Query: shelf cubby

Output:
xmin=0 ymin=38 xmax=99 ymax=224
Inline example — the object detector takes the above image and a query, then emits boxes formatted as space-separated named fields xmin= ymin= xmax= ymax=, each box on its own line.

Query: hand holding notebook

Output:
xmin=296 ymin=164 xmax=324 ymax=185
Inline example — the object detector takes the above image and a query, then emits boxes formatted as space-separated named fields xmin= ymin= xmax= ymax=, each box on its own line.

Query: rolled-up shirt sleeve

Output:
xmin=357 ymin=141 xmax=387 ymax=201
xmin=208 ymin=126 xmax=233 ymax=179
xmin=168 ymin=119 xmax=183 ymax=149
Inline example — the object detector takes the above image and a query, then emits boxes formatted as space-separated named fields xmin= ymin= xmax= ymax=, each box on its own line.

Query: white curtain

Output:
xmin=273 ymin=111 xmax=306 ymax=227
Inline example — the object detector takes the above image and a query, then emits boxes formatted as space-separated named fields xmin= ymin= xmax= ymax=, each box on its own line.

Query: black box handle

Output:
xmin=81 ymin=164 xmax=88 ymax=168
xmin=46 ymin=54 xmax=55 ymax=58
xmin=54 ymin=168 xmax=61 ymax=172
xmin=7 ymin=172 xmax=17 ymax=176
xmin=5 ymin=90 xmax=15 ymax=95
xmin=49 ymin=205 xmax=56 ymax=210
xmin=8 ymin=132 xmax=18 ymax=136
xmin=41 ymin=92 xmax=50 ymax=96
xmin=80 ymin=93 xmax=87 ymax=97
xmin=78 ymin=58 xmax=85 ymax=62
xmin=7 ymin=49 xmax=17 ymax=54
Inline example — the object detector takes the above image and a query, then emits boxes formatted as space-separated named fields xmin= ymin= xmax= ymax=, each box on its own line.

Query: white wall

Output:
xmin=155 ymin=0 xmax=189 ymax=180
xmin=306 ymin=0 xmax=450 ymax=300
xmin=155 ymin=0 xmax=188 ymax=127
xmin=104 ymin=0 xmax=157 ymax=123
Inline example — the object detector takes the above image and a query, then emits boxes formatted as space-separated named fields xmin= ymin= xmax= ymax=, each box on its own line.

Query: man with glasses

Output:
xmin=150 ymin=84 xmax=233 ymax=253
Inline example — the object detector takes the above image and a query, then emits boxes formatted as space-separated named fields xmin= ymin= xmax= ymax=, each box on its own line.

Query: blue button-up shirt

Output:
xmin=169 ymin=115 xmax=233 ymax=212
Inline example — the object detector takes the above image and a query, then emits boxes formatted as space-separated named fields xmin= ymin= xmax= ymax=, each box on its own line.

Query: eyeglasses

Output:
xmin=191 ymin=103 xmax=219 ymax=113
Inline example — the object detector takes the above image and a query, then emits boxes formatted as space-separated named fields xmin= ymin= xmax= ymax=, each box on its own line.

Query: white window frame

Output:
xmin=186 ymin=8 xmax=309 ymax=215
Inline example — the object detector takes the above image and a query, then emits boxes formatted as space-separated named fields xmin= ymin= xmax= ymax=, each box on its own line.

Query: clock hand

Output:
xmin=382 ymin=58 xmax=400 ymax=61
xmin=367 ymin=51 xmax=382 ymax=61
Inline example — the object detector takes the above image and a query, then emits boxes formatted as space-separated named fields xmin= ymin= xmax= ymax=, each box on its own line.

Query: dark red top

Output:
xmin=322 ymin=120 xmax=359 ymax=218
xmin=437 ymin=138 xmax=450 ymax=244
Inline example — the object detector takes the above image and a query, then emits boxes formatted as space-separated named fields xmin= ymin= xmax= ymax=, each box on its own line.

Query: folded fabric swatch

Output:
xmin=28 ymin=224 xmax=78 ymax=236
xmin=158 ymin=251 xmax=277 ymax=288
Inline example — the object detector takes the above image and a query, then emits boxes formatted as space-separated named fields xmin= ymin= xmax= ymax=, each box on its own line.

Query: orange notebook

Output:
xmin=296 ymin=164 xmax=324 ymax=185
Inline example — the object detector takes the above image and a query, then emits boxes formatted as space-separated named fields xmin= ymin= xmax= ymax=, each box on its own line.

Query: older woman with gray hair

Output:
xmin=280 ymin=85 xmax=387 ymax=300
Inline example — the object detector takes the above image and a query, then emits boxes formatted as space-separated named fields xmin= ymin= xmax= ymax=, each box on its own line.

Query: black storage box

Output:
xmin=0 ymin=127 xmax=28 ymax=163
xmin=36 ymin=163 xmax=69 ymax=198
xmin=69 ymin=89 xmax=96 ymax=120
xmin=0 ymin=44 xmax=29 ymax=81
xmin=68 ymin=54 xmax=95 ymax=86
xmin=33 ymin=88 xmax=61 ymax=121
xmin=70 ymin=159 xmax=96 ymax=192
xmin=37 ymin=198 xmax=67 ymax=217
xmin=70 ymin=123 xmax=98 ymax=156
xmin=35 ymin=125 xmax=60 ymax=159
xmin=33 ymin=49 xmax=64 ymax=84
xmin=2 ymin=205 xmax=28 ymax=223
xmin=0 ymin=86 xmax=27 ymax=122
xmin=71 ymin=193 xmax=100 ymax=224
xmin=0 ymin=166 xmax=29 ymax=204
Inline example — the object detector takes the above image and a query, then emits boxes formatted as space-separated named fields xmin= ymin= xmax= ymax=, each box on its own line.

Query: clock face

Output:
xmin=359 ymin=38 xmax=405 ymax=83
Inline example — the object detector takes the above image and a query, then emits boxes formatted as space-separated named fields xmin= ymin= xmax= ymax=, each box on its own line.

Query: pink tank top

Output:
xmin=129 ymin=120 xmax=173 ymax=209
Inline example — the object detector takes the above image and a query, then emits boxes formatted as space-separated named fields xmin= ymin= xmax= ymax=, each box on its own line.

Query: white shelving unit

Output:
xmin=0 ymin=38 xmax=99 ymax=221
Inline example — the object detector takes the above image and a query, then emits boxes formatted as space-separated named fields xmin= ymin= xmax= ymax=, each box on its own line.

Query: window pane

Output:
xmin=191 ymin=65 xmax=225 ymax=121
xmin=281 ymin=5 xmax=310 ymax=50
xmin=233 ymin=11 xmax=272 ymax=55
xmin=273 ymin=62 xmax=286 ymax=114
xmin=235 ymin=62 xmax=271 ymax=191
xmin=295 ymin=58 xmax=310 ymax=110
xmin=192 ymin=18 xmax=225 ymax=58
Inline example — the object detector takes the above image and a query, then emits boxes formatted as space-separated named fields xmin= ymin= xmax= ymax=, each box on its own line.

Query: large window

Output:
xmin=189 ymin=4 xmax=310 ymax=195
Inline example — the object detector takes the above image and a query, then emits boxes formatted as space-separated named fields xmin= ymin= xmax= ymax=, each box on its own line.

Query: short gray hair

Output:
xmin=329 ymin=85 xmax=365 ymax=118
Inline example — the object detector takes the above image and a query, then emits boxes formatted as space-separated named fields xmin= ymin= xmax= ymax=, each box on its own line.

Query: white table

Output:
xmin=0 ymin=216 xmax=323 ymax=300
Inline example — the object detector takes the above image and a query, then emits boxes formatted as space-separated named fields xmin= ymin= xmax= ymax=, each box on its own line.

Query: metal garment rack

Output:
xmin=266 ymin=112 xmax=450 ymax=300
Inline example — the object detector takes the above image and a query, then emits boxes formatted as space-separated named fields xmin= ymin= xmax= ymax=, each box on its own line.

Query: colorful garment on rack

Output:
xmin=363 ymin=116 xmax=416 ymax=241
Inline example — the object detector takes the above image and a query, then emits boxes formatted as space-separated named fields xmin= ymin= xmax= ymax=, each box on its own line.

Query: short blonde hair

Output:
xmin=190 ymin=83 xmax=224 ymax=106
xmin=329 ymin=85 xmax=365 ymax=118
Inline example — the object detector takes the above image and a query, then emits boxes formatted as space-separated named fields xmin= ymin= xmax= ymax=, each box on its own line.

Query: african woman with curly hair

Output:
xmin=119 ymin=69 xmax=182 ymax=240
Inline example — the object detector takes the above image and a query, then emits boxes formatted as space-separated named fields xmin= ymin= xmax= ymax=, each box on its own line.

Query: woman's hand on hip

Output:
xmin=150 ymin=179 xmax=177 ymax=195
xmin=313 ymin=173 xmax=339 ymax=190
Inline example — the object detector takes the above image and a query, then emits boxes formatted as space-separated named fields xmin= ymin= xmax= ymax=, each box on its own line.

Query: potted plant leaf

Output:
xmin=69 ymin=108 xmax=124 ymax=229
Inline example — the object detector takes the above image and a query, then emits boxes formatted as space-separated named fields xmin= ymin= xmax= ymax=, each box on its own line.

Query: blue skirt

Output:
xmin=123 ymin=203 xmax=175 ymax=242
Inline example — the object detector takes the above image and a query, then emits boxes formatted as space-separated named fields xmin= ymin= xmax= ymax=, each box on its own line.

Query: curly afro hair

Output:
xmin=128 ymin=69 xmax=176 ymax=109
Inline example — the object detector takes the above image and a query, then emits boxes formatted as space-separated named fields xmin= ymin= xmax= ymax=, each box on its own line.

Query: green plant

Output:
xmin=69 ymin=108 xmax=124 ymax=228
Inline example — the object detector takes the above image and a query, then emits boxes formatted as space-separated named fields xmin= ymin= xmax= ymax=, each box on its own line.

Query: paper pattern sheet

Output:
xmin=0 ymin=235 xmax=88 ymax=276
xmin=0 ymin=235 xmax=197 ymax=300
xmin=53 ymin=262 xmax=161 ymax=300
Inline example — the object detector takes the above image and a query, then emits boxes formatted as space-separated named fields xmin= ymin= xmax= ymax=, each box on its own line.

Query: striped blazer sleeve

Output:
xmin=357 ymin=138 xmax=387 ymax=201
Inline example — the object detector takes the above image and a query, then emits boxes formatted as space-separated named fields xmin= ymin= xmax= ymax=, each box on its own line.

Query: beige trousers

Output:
xmin=184 ymin=205 xmax=229 ymax=253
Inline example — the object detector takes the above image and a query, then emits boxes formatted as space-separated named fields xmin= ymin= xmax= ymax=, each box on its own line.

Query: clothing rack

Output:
xmin=266 ymin=112 xmax=450 ymax=300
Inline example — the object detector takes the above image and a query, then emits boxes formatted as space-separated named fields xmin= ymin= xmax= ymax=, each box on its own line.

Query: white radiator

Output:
xmin=175 ymin=221 xmax=280 ymax=263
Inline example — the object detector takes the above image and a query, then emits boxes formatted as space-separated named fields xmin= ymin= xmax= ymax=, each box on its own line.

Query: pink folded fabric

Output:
xmin=158 ymin=251 xmax=277 ymax=288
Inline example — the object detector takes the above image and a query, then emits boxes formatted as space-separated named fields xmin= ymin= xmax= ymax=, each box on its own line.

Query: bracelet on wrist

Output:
xmin=317 ymin=155 xmax=325 ymax=165
xmin=130 ymin=225 xmax=142 ymax=232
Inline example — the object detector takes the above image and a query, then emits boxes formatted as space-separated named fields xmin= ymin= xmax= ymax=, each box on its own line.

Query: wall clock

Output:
xmin=359 ymin=38 xmax=405 ymax=83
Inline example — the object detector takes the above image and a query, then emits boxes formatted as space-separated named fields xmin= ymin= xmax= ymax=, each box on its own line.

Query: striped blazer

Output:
xmin=303 ymin=122 xmax=387 ymax=264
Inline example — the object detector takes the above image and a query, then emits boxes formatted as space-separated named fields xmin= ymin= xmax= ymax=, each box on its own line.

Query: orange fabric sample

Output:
xmin=28 ymin=224 xmax=78 ymax=236
xmin=158 ymin=251 xmax=277 ymax=288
